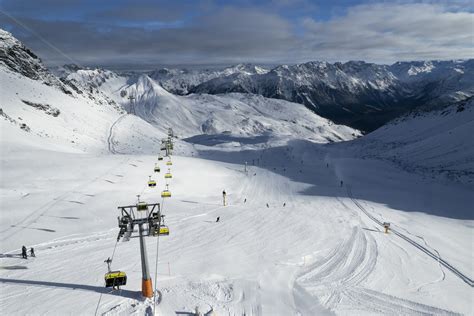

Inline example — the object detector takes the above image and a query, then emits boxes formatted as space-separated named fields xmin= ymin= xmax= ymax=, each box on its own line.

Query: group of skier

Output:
xmin=21 ymin=245 xmax=35 ymax=259
xmin=216 ymin=189 xmax=289 ymax=222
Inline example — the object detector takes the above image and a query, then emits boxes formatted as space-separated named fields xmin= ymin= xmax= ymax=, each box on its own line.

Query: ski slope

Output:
xmin=1 ymin=128 xmax=472 ymax=315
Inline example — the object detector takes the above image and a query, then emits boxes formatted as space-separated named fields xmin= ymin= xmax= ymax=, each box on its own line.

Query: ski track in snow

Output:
xmin=107 ymin=114 xmax=127 ymax=154
xmin=346 ymin=185 xmax=473 ymax=288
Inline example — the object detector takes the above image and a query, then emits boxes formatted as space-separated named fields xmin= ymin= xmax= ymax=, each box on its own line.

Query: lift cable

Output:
xmin=153 ymin=196 xmax=165 ymax=314
xmin=94 ymin=237 xmax=120 ymax=316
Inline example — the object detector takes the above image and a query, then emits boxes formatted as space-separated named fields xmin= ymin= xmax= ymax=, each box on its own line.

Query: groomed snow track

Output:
xmin=346 ymin=185 xmax=474 ymax=287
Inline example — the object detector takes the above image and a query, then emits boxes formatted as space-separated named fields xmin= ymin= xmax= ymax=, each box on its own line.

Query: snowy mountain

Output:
xmin=115 ymin=74 xmax=360 ymax=141
xmin=344 ymin=97 xmax=474 ymax=186
xmin=148 ymin=63 xmax=269 ymax=95
xmin=189 ymin=60 xmax=473 ymax=131
xmin=63 ymin=59 xmax=473 ymax=132
xmin=1 ymin=30 xmax=359 ymax=153
xmin=0 ymin=29 xmax=165 ymax=154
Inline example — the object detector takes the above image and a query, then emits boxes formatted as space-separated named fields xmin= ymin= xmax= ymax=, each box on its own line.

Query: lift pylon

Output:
xmin=116 ymin=200 xmax=162 ymax=298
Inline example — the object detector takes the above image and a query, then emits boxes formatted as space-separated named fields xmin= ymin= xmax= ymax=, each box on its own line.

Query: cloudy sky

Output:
xmin=0 ymin=0 xmax=473 ymax=69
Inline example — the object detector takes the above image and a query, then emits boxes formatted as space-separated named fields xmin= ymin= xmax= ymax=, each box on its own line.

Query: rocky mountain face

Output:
xmin=0 ymin=29 xmax=123 ymax=118
xmin=148 ymin=63 xmax=269 ymax=95
xmin=187 ymin=60 xmax=473 ymax=131
xmin=0 ymin=29 xmax=72 ymax=93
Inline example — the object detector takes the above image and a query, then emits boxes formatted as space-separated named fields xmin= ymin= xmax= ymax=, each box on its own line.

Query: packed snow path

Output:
xmin=346 ymin=186 xmax=473 ymax=287
xmin=0 ymin=142 xmax=472 ymax=315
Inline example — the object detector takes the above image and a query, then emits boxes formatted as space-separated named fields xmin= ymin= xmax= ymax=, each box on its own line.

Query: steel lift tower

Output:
xmin=116 ymin=200 xmax=162 ymax=298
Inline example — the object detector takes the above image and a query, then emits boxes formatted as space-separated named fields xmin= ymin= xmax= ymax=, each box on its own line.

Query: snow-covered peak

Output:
xmin=66 ymin=68 xmax=120 ymax=88
xmin=407 ymin=61 xmax=435 ymax=76
xmin=223 ymin=63 xmax=269 ymax=75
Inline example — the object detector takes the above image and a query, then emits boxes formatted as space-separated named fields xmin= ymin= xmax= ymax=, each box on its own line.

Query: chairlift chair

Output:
xmin=154 ymin=164 xmax=161 ymax=173
xmin=152 ymin=223 xmax=169 ymax=236
xmin=166 ymin=160 xmax=172 ymax=166
xmin=164 ymin=169 xmax=172 ymax=179
xmin=137 ymin=201 xmax=148 ymax=211
xmin=161 ymin=184 xmax=171 ymax=198
xmin=158 ymin=226 xmax=169 ymax=235
xmin=148 ymin=176 xmax=157 ymax=187
xmin=104 ymin=271 xmax=127 ymax=288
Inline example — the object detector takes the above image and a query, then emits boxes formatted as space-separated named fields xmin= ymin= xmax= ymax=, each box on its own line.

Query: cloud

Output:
xmin=300 ymin=3 xmax=474 ymax=62
xmin=0 ymin=1 xmax=472 ymax=67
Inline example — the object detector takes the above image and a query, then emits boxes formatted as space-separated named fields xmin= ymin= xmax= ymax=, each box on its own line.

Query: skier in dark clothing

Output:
xmin=266 ymin=203 xmax=269 ymax=208
xmin=21 ymin=246 xmax=27 ymax=259
xmin=283 ymin=203 xmax=286 ymax=207
xmin=340 ymin=180 xmax=343 ymax=187
xmin=216 ymin=216 xmax=220 ymax=222
xmin=30 ymin=247 xmax=35 ymax=257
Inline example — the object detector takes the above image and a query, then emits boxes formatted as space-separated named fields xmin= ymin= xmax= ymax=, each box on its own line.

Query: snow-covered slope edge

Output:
xmin=345 ymin=97 xmax=474 ymax=186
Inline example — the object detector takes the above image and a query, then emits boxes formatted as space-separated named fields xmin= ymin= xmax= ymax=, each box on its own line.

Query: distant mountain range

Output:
xmin=1 ymin=29 xmax=359 ymax=151
xmin=57 ymin=58 xmax=473 ymax=132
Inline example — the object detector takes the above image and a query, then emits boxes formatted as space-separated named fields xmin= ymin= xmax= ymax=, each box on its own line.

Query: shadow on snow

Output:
xmin=185 ymin=137 xmax=473 ymax=220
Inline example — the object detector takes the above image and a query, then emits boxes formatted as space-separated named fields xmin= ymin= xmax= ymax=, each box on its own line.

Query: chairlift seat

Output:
xmin=153 ymin=226 xmax=169 ymax=236
xmin=154 ymin=167 xmax=161 ymax=172
xmin=104 ymin=271 xmax=127 ymax=287
xmin=166 ymin=161 xmax=172 ymax=166
xmin=148 ymin=180 xmax=157 ymax=187
xmin=164 ymin=173 xmax=172 ymax=179
xmin=161 ymin=190 xmax=171 ymax=198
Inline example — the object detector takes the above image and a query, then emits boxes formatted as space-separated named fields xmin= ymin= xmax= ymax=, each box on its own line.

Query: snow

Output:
xmin=408 ymin=61 xmax=435 ymax=76
xmin=349 ymin=98 xmax=474 ymax=186
xmin=1 ymin=125 xmax=473 ymax=314
xmin=74 ymin=72 xmax=361 ymax=142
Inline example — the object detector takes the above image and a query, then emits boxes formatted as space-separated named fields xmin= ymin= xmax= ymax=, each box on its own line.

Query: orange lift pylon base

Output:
xmin=142 ymin=278 xmax=153 ymax=298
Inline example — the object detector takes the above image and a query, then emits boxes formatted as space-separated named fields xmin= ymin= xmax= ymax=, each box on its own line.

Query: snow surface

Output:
xmin=1 ymin=124 xmax=473 ymax=315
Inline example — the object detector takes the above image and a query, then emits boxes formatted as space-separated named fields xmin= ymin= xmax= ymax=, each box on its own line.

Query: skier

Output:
xmin=216 ymin=216 xmax=220 ymax=223
xmin=21 ymin=246 xmax=27 ymax=259
xmin=30 ymin=247 xmax=35 ymax=257
xmin=340 ymin=180 xmax=343 ymax=187
xmin=244 ymin=198 xmax=247 ymax=203
xmin=283 ymin=203 xmax=286 ymax=207
xmin=222 ymin=190 xmax=227 ymax=206
xmin=266 ymin=203 xmax=269 ymax=208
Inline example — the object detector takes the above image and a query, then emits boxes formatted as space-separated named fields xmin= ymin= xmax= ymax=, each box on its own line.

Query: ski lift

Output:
xmin=164 ymin=169 xmax=172 ymax=179
xmin=154 ymin=164 xmax=161 ymax=173
xmin=161 ymin=184 xmax=171 ymax=198
xmin=104 ymin=271 xmax=127 ymax=288
xmin=166 ymin=159 xmax=172 ymax=166
xmin=148 ymin=176 xmax=157 ymax=187
xmin=158 ymin=155 xmax=163 ymax=161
